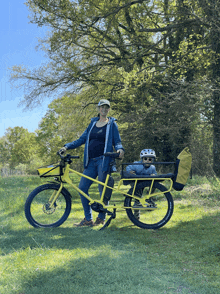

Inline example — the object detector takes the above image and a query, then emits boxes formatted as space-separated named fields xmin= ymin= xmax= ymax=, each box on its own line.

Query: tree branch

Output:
xmin=139 ymin=18 xmax=204 ymax=32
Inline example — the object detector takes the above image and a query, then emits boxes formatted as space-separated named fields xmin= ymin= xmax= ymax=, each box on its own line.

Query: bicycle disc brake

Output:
xmin=43 ymin=202 xmax=57 ymax=214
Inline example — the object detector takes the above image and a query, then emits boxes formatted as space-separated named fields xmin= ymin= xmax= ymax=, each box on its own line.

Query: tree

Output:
xmin=0 ymin=137 xmax=10 ymax=166
xmin=196 ymin=0 xmax=220 ymax=176
xmin=36 ymin=94 xmax=95 ymax=163
xmin=11 ymin=0 xmax=203 ymax=106
xmin=9 ymin=0 xmax=220 ymax=175
xmin=4 ymin=127 xmax=38 ymax=169
xmin=4 ymin=126 xmax=29 ymax=151
xmin=10 ymin=132 xmax=36 ymax=167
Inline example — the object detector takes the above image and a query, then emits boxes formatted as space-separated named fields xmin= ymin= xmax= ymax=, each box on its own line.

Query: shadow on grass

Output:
xmin=1 ymin=206 xmax=219 ymax=294
xmin=1 ymin=210 xmax=219 ymax=256
xmin=1 ymin=224 xmax=212 ymax=294
xmin=15 ymin=246 xmax=201 ymax=294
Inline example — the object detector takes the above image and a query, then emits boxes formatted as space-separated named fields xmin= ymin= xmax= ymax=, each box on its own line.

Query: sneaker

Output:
xmin=74 ymin=218 xmax=94 ymax=227
xmin=94 ymin=217 xmax=105 ymax=226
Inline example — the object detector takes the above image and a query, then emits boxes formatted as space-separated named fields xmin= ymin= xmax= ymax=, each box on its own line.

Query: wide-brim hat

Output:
xmin=98 ymin=99 xmax=110 ymax=107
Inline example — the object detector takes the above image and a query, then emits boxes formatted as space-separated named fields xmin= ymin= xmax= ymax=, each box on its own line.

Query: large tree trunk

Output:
xmin=212 ymin=30 xmax=220 ymax=176
xmin=213 ymin=92 xmax=220 ymax=176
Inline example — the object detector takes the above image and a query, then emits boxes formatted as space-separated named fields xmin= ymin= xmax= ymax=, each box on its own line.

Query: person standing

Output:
xmin=59 ymin=99 xmax=124 ymax=226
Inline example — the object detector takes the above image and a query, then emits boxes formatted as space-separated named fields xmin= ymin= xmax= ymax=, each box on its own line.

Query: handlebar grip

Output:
xmin=104 ymin=152 xmax=120 ymax=158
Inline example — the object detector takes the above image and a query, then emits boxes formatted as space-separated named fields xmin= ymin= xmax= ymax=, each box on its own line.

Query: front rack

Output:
xmin=37 ymin=164 xmax=63 ymax=177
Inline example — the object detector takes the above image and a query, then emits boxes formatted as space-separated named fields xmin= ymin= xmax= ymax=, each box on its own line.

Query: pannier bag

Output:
xmin=173 ymin=147 xmax=192 ymax=191
xmin=103 ymin=176 xmax=114 ymax=204
xmin=37 ymin=164 xmax=63 ymax=177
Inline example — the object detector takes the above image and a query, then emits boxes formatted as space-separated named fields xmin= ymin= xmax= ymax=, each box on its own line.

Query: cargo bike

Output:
xmin=24 ymin=148 xmax=192 ymax=230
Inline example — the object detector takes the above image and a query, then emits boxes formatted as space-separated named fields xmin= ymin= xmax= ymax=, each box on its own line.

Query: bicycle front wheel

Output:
xmin=124 ymin=181 xmax=174 ymax=229
xmin=25 ymin=183 xmax=72 ymax=228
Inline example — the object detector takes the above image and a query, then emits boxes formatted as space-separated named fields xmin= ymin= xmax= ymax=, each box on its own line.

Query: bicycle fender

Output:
xmin=45 ymin=181 xmax=72 ymax=198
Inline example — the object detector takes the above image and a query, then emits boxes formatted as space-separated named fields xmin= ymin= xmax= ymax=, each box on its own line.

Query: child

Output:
xmin=126 ymin=149 xmax=157 ymax=176
xmin=126 ymin=149 xmax=157 ymax=220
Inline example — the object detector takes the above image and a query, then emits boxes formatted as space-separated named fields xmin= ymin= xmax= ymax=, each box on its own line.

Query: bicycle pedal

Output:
xmin=145 ymin=204 xmax=157 ymax=209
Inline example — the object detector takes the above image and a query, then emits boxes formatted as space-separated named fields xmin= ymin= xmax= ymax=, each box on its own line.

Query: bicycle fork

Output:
xmin=48 ymin=183 xmax=63 ymax=208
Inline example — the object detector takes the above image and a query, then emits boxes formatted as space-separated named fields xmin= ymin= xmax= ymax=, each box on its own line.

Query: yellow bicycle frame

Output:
xmin=48 ymin=162 xmax=173 ymax=210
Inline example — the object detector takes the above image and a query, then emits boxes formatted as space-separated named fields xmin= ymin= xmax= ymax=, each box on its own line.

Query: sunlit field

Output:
xmin=0 ymin=174 xmax=219 ymax=294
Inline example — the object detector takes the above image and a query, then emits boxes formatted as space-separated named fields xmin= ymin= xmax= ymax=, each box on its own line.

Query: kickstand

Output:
xmin=99 ymin=208 xmax=116 ymax=231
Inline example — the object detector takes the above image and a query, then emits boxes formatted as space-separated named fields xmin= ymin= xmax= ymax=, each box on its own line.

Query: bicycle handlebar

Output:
xmin=57 ymin=151 xmax=120 ymax=161
xmin=57 ymin=151 xmax=80 ymax=161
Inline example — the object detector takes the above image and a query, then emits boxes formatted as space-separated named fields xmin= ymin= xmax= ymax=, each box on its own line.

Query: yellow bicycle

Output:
xmin=25 ymin=152 xmax=175 ymax=230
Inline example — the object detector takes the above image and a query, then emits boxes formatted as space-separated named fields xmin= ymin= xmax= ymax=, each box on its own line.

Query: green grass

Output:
xmin=0 ymin=174 xmax=219 ymax=294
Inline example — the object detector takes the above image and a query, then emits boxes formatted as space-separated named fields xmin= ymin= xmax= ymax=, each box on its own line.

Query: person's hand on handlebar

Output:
xmin=117 ymin=149 xmax=124 ymax=159
xmin=58 ymin=147 xmax=67 ymax=155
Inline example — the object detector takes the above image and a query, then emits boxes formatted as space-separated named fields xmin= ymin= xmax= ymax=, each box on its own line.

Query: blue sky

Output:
xmin=0 ymin=0 xmax=50 ymax=137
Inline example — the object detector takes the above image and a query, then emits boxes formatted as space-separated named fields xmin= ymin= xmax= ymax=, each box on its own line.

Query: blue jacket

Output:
xmin=126 ymin=161 xmax=157 ymax=176
xmin=64 ymin=116 xmax=124 ymax=172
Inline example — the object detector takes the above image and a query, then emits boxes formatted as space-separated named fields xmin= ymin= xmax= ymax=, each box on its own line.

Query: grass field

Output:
xmin=0 ymin=174 xmax=219 ymax=294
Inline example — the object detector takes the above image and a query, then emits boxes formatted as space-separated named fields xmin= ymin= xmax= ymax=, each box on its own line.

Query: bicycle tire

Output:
xmin=124 ymin=181 xmax=174 ymax=229
xmin=25 ymin=183 xmax=72 ymax=228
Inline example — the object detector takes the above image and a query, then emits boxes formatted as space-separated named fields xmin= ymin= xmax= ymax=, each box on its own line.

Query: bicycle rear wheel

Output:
xmin=25 ymin=183 xmax=72 ymax=228
xmin=124 ymin=181 xmax=174 ymax=229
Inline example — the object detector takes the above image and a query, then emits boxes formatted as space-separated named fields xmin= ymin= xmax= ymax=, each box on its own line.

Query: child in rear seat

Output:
xmin=126 ymin=149 xmax=157 ymax=176
xmin=126 ymin=149 xmax=157 ymax=220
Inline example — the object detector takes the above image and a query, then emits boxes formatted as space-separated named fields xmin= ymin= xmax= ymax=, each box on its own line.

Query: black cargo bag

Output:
xmin=103 ymin=176 xmax=114 ymax=204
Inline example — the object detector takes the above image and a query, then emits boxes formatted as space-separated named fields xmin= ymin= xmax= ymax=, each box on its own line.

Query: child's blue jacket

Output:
xmin=126 ymin=161 xmax=157 ymax=175
xmin=64 ymin=116 xmax=124 ymax=172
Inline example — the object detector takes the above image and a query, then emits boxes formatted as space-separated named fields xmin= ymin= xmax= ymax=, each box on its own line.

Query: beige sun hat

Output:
xmin=97 ymin=99 xmax=110 ymax=107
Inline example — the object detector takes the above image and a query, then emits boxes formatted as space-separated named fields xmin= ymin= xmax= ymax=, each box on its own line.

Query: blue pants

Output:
xmin=78 ymin=156 xmax=107 ymax=221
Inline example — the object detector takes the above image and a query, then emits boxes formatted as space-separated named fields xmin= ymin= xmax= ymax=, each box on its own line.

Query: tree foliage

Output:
xmin=11 ymin=0 xmax=206 ymax=105
xmin=7 ymin=0 xmax=220 ymax=175
xmin=1 ymin=127 xmax=37 ymax=169
xmin=35 ymin=93 xmax=98 ymax=163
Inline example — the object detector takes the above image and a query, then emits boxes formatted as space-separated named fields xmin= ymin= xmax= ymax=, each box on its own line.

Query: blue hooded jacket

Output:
xmin=64 ymin=116 xmax=124 ymax=172
xmin=126 ymin=161 xmax=157 ymax=176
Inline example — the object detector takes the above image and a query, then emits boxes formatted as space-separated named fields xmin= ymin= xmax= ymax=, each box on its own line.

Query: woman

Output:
xmin=59 ymin=99 xmax=124 ymax=227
